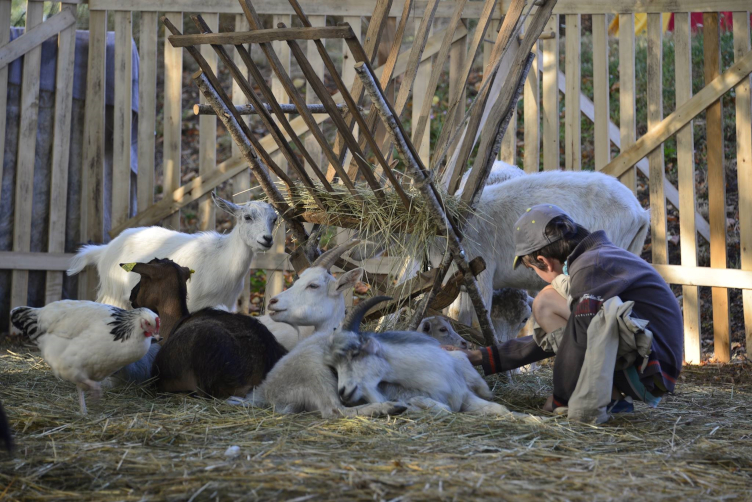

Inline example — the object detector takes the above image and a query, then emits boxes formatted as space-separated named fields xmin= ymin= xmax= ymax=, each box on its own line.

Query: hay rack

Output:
xmin=164 ymin=0 xmax=557 ymax=344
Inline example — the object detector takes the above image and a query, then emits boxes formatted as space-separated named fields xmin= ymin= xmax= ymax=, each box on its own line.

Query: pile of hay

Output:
xmin=1 ymin=348 xmax=751 ymax=500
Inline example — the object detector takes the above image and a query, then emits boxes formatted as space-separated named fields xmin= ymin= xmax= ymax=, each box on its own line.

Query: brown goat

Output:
xmin=124 ymin=258 xmax=287 ymax=399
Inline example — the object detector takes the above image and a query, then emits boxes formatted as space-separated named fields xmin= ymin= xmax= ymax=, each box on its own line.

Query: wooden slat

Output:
xmin=112 ymin=11 xmax=132 ymax=230
xmin=647 ymin=13 xmax=666 ymax=265
xmin=499 ymin=30 xmax=517 ymax=166
xmin=654 ymin=265 xmax=752 ymax=291
xmin=733 ymin=11 xmax=752 ymax=355
xmin=523 ymin=17 xmax=539 ymax=173
xmin=411 ymin=17 xmax=432 ymax=163
xmin=88 ymin=0 xmax=752 ymax=16
xmin=304 ymin=15 xmax=326 ymax=182
xmin=45 ymin=3 xmax=77 ymax=304
xmin=564 ymin=13 xmax=580 ymax=171
xmin=198 ymin=13 xmax=219 ymax=231
xmin=448 ymin=29 xmax=467 ymax=144
xmin=618 ymin=13 xmax=636 ymax=193
xmin=168 ymin=25 xmax=353 ymax=47
xmin=592 ymin=13 xmax=609 ymax=170
xmin=137 ymin=12 xmax=157 ymax=213
xmin=264 ymin=13 xmax=292 ymax=308
xmin=410 ymin=0 xmax=465 ymax=152
xmin=0 ymin=8 xmax=75 ymax=68
xmin=0 ymin=0 xmax=12 ymax=217
xmin=541 ymin=14 xmax=559 ymax=170
xmin=231 ymin=14 xmax=252 ymax=314
xmin=79 ymin=9 xmax=107 ymax=300
xmin=10 ymin=1 xmax=44 ymax=315
xmin=704 ymin=13 xmax=730 ymax=363
xmin=163 ymin=11 xmax=183 ymax=230
xmin=340 ymin=15 xmax=361 ymax=177
xmin=674 ymin=13 xmax=700 ymax=364
xmin=600 ymin=40 xmax=752 ymax=181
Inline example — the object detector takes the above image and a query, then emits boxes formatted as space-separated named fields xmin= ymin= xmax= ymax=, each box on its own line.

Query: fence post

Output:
xmin=564 ymin=13 xmax=580 ymax=171
xmin=137 ymin=12 xmax=158 ymax=214
xmin=113 ymin=10 xmax=133 ymax=232
xmin=647 ymin=13 xmax=667 ymax=266
xmin=523 ymin=17 xmax=539 ymax=173
xmin=592 ymin=13 xmax=609 ymax=170
xmin=198 ymin=13 xmax=219 ymax=231
xmin=163 ymin=11 xmax=183 ymax=231
xmin=733 ymin=11 xmax=752 ymax=355
xmin=618 ymin=13 xmax=637 ymax=193
xmin=541 ymin=14 xmax=559 ymax=170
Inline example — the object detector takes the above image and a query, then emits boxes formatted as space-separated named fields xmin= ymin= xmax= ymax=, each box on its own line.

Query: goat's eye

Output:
xmin=439 ymin=328 xmax=447 ymax=333
xmin=307 ymin=283 xmax=320 ymax=289
xmin=422 ymin=324 xmax=430 ymax=332
xmin=244 ymin=214 xmax=252 ymax=221
xmin=522 ymin=317 xmax=529 ymax=324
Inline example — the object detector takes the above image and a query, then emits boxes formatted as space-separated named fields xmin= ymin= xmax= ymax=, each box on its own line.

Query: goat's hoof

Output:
xmin=387 ymin=402 xmax=408 ymax=415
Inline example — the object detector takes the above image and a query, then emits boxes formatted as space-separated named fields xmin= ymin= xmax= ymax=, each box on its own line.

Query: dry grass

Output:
xmin=1 ymin=348 xmax=751 ymax=501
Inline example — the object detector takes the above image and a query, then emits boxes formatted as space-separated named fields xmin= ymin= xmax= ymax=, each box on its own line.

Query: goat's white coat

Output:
xmin=67 ymin=197 xmax=277 ymax=311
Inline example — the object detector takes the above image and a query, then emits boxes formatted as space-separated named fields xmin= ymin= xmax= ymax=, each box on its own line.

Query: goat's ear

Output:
xmin=361 ymin=336 xmax=380 ymax=355
xmin=526 ymin=293 xmax=535 ymax=309
xmin=333 ymin=268 xmax=364 ymax=294
xmin=212 ymin=192 xmax=241 ymax=215
xmin=121 ymin=262 xmax=152 ymax=278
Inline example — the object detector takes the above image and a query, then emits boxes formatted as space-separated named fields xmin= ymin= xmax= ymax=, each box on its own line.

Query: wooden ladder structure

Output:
xmin=164 ymin=0 xmax=557 ymax=344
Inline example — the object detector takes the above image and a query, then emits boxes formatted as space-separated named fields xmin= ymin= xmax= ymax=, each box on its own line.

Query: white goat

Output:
xmin=230 ymin=242 xmax=408 ymax=418
xmin=456 ymin=159 xmax=525 ymax=193
xmin=490 ymin=288 xmax=534 ymax=343
xmin=67 ymin=194 xmax=277 ymax=312
xmin=418 ymin=316 xmax=470 ymax=349
xmin=328 ymin=297 xmax=537 ymax=418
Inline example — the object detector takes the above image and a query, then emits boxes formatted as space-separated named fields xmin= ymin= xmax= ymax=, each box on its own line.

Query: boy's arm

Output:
xmin=474 ymin=336 xmax=552 ymax=375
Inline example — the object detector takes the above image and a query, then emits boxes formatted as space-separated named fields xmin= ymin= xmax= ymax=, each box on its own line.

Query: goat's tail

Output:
xmin=67 ymin=244 xmax=107 ymax=276
xmin=626 ymin=209 xmax=651 ymax=256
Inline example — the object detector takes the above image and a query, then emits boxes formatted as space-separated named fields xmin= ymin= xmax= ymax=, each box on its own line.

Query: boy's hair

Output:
xmin=521 ymin=215 xmax=590 ymax=271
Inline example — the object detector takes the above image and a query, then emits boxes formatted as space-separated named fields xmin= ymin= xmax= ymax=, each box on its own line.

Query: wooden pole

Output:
xmin=355 ymin=61 xmax=498 ymax=345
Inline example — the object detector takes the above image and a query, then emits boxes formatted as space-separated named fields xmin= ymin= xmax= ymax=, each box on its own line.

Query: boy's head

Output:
xmin=512 ymin=205 xmax=590 ymax=283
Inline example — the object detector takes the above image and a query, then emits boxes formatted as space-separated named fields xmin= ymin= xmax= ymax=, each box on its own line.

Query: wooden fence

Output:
xmin=1 ymin=0 xmax=752 ymax=364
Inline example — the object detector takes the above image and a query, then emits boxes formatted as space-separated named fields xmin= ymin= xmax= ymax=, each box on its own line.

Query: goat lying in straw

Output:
xmin=328 ymin=296 xmax=543 ymax=420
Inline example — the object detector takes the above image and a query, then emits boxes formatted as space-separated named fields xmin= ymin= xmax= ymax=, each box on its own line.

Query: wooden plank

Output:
xmin=45 ymin=3 xmax=77 ymax=304
xmin=411 ymin=17 xmax=433 ymax=163
xmin=653 ymin=265 xmax=752 ymax=291
xmin=618 ymin=13 xmax=636 ymax=193
xmin=704 ymin=13 xmax=730 ymax=363
xmin=1 ymin=252 xmax=79 ymax=272
xmin=304 ymin=15 xmax=326 ymax=182
xmin=79 ymin=9 xmax=107 ymax=300
xmin=600 ymin=48 xmax=752 ymax=181
xmin=137 ymin=12 xmax=157 ymax=213
xmin=113 ymin=23 xmax=464 ymax=235
xmin=523 ymin=17 xmax=539 ymax=174
xmin=448 ymin=29 xmax=467 ymax=141
xmin=563 ymin=67 xmax=711 ymax=241
xmin=674 ymin=13 xmax=700 ymax=365
xmin=168 ymin=25 xmax=353 ymax=47
xmin=647 ymin=13 xmax=666 ymax=266
xmin=0 ymin=8 xmax=75 ymax=69
xmin=498 ymin=29 xmax=517 ymax=166
xmin=564 ymin=13 xmax=580 ymax=171
xmin=592 ymin=13 xmax=609 ymax=170
xmin=541 ymin=14 xmax=559 ymax=170
xmin=340 ymin=15 xmax=362 ymax=178
xmin=112 ymin=11 xmax=132 ymax=231
xmin=265 ymin=13 xmax=292 ymax=307
xmin=411 ymin=0 xmax=465 ymax=151
xmin=10 ymin=0 xmax=44 ymax=316
xmin=0 ymin=0 xmax=12 ymax=217
xmin=231 ymin=15 xmax=252 ymax=314
xmin=733 ymin=11 xmax=752 ymax=356
xmin=198 ymin=13 xmax=219 ymax=231
xmin=163 ymin=11 xmax=183 ymax=230
xmin=88 ymin=0 xmax=752 ymax=16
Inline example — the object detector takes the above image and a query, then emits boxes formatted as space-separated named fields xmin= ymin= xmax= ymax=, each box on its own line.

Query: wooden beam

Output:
xmin=647 ymin=13 xmax=667 ymax=265
xmin=162 ymin=11 xmax=183 ymax=230
xmin=600 ymin=47 xmax=752 ymax=180
xmin=592 ymin=13 xmax=609 ymax=170
xmin=733 ymin=11 xmax=752 ymax=358
xmin=112 ymin=11 xmax=133 ymax=231
xmin=704 ymin=13 xmax=730 ymax=363
xmin=193 ymin=102 xmax=348 ymax=115
xmin=564 ymin=13 xmax=580 ymax=171
xmin=137 ymin=12 xmax=158 ymax=213
xmin=87 ymin=0 xmax=752 ymax=16
xmin=11 ymin=1 xmax=44 ymax=316
xmin=619 ymin=13 xmax=636 ymax=193
xmin=0 ymin=8 xmax=75 ymax=69
xmin=197 ymin=12 xmax=219 ymax=231
xmin=541 ymin=14 xmax=559 ymax=170
xmin=674 ymin=13 xmax=700 ymax=365
xmin=654 ymin=265 xmax=752 ymax=291
xmin=168 ymin=25 xmax=354 ymax=47
xmin=523 ymin=17 xmax=539 ymax=173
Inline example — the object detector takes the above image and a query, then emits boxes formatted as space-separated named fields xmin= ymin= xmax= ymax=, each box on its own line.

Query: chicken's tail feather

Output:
xmin=10 ymin=306 xmax=41 ymax=343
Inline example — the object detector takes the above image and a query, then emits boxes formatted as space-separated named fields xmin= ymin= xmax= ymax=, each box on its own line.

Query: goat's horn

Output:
xmin=311 ymin=239 xmax=361 ymax=271
xmin=342 ymin=296 xmax=392 ymax=333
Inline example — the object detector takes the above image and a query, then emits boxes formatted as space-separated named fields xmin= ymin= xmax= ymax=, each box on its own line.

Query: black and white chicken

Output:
xmin=11 ymin=300 xmax=160 ymax=414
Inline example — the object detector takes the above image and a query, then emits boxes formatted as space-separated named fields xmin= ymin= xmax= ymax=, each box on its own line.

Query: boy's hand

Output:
xmin=441 ymin=346 xmax=483 ymax=366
